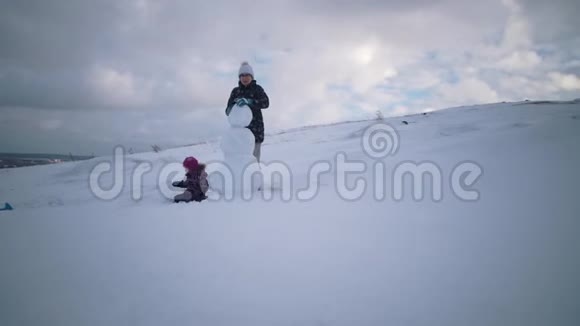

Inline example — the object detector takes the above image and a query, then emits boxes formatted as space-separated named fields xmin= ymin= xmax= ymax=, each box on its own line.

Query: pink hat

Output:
xmin=183 ymin=156 xmax=199 ymax=170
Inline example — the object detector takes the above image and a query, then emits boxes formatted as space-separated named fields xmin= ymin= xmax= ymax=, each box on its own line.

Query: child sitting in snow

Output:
xmin=172 ymin=156 xmax=209 ymax=203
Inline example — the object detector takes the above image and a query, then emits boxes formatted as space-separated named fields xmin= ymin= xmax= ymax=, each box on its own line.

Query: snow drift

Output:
xmin=1 ymin=101 xmax=579 ymax=326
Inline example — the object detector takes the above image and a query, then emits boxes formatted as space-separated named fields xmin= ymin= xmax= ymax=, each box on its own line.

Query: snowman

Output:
xmin=216 ymin=102 xmax=261 ymax=196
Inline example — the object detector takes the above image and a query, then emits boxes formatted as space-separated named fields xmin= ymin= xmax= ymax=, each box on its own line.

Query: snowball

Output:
xmin=228 ymin=104 xmax=253 ymax=127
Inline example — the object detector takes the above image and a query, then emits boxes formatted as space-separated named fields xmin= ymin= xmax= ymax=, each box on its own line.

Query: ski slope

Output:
xmin=1 ymin=100 xmax=580 ymax=325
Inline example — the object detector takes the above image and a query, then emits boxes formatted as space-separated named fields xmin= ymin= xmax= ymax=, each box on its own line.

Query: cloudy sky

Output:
xmin=1 ymin=0 xmax=579 ymax=155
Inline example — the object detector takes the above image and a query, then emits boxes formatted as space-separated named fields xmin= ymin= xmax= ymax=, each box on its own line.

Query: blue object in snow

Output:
xmin=0 ymin=203 xmax=13 ymax=211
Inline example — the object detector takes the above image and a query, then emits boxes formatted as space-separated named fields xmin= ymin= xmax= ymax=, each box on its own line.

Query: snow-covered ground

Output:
xmin=1 ymin=100 xmax=580 ymax=325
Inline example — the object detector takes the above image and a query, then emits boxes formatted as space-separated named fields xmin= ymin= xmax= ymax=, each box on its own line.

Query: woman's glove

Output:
xmin=235 ymin=98 xmax=254 ymax=107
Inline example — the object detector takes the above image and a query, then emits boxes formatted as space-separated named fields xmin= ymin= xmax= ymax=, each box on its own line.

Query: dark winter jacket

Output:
xmin=174 ymin=167 xmax=209 ymax=202
xmin=226 ymin=80 xmax=270 ymax=143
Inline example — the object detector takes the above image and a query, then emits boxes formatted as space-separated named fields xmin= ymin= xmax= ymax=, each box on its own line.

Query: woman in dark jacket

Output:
xmin=226 ymin=61 xmax=270 ymax=162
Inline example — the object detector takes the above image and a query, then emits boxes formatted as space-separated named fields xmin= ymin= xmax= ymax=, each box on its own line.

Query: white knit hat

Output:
xmin=238 ymin=61 xmax=254 ymax=77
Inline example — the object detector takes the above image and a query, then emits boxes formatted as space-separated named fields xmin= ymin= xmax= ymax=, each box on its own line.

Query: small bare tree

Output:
xmin=151 ymin=144 xmax=162 ymax=153
xmin=375 ymin=110 xmax=384 ymax=120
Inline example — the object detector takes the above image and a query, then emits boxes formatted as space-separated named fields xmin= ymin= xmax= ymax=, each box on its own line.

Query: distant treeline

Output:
xmin=0 ymin=153 xmax=94 ymax=169
xmin=0 ymin=153 xmax=94 ymax=160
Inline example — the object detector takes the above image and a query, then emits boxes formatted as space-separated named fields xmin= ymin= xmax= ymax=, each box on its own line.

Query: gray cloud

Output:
xmin=519 ymin=0 xmax=580 ymax=41
xmin=1 ymin=0 xmax=579 ymax=155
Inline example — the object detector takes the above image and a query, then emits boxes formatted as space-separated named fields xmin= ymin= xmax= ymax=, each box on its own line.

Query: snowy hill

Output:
xmin=1 ymin=101 xmax=580 ymax=325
